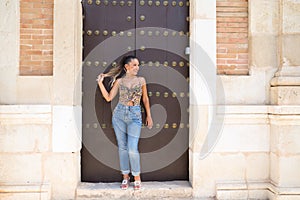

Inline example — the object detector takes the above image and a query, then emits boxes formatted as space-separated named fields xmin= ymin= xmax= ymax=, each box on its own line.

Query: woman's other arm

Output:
xmin=141 ymin=79 xmax=153 ymax=129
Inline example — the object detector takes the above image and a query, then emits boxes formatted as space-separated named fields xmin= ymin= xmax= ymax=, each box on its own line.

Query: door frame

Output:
xmin=52 ymin=0 xmax=216 ymax=190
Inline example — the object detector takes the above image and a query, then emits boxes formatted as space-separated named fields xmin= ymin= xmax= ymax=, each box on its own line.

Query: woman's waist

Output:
xmin=116 ymin=103 xmax=141 ymax=110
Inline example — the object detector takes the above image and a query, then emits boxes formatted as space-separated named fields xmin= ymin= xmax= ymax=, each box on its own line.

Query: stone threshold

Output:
xmin=76 ymin=181 xmax=193 ymax=200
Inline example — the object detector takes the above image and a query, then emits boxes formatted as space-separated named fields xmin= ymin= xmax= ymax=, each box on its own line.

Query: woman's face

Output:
xmin=125 ymin=58 xmax=140 ymax=76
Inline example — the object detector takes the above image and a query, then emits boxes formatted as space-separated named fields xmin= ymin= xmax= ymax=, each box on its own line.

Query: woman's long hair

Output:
xmin=105 ymin=55 xmax=137 ymax=87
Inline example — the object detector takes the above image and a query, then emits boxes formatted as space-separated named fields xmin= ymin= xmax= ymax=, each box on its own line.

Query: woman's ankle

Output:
xmin=123 ymin=174 xmax=130 ymax=180
xmin=134 ymin=176 xmax=141 ymax=182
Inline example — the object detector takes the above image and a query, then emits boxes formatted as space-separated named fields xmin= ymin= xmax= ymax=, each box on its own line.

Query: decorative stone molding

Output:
xmin=0 ymin=105 xmax=51 ymax=125
xmin=216 ymin=181 xmax=300 ymax=200
xmin=0 ymin=183 xmax=51 ymax=200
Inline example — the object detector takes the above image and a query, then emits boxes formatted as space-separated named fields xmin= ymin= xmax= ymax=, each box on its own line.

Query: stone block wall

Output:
xmin=190 ymin=106 xmax=271 ymax=199
xmin=0 ymin=105 xmax=81 ymax=200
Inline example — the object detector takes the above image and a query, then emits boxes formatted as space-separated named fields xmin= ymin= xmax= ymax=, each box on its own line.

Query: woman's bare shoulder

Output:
xmin=138 ymin=76 xmax=146 ymax=85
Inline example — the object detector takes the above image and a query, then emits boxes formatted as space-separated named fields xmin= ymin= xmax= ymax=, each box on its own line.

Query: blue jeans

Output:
xmin=112 ymin=103 xmax=142 ymax=176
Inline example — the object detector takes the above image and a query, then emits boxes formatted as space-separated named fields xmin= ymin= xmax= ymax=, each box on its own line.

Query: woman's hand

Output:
xmin=146 ymin=116 xmax=153 ymax=129
xmin=96 ymin=73 xmax=107 ymax=83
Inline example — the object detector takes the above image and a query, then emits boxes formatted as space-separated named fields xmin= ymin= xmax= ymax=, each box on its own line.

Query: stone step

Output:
xmin=76 ymin=181 xmax=193 ymax=200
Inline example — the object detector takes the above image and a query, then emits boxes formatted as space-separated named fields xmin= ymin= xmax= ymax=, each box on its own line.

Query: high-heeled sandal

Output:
xmin=133 ymin=180 xmax=141 ymax=190
xmin=120 ymin=178 xmax=130 ymax=190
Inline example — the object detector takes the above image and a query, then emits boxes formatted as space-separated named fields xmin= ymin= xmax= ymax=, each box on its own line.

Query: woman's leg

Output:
xmin=112 ymin=116 xmax=130 ymax=176
xmin=127 ymin=121 xmax=142 ymax=178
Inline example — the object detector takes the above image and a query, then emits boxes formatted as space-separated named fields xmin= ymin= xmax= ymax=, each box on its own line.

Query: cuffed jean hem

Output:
xmin=121 ymin=170 xmax=130 ymax=175
xmin=121 ymin=170 xmax=140 ymax=176
xmin=131 ymin=171 xmax=140 ymax=176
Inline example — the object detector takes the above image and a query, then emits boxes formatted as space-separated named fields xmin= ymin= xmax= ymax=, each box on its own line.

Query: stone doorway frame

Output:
xmin=52 ymin=0 xmax=216 ymax=195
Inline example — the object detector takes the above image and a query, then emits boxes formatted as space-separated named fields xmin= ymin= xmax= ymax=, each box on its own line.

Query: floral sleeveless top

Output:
xmin=119 ymin=76 xmax=146 ymax=106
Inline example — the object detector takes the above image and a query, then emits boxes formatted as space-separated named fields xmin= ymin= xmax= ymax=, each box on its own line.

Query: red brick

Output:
xmin=217 ymin=7 xmax=248 ymax=12
xmin=20 ymin=45 xmax=32 ymax=51
xmin=32 ymin=55 xmax=53 ymax=61
xmin=217 ymin=17 xmax=248 ymax=23
xmin=227 ymin=48 xmax=248 ymax=53
xmin=217 ymin=37 xmax=248 ymax=44
xmin=217 ymin=12 xmax=247 ymax=17
xmin=20 ymin=2 xmax=33 ymax=8
xmin=217 ymin=48 xmax=227 ymax=53
xmin=43 ymin=40 xmax=53 ymax=45
xmin=32 ymin=44 xmax=53 ymax=50
xmin=238 ymin=54 xmax=248 ymax=59
xmin=21 ymin=39 xmax=43 ymax=45
xmin=42 ymin=30 xmax=53 ymax=35
xmin=32 ymin=35 xmax=53 ymax=40
xmin=217 ymin=22 xmax=248 ymax=28
xmin=42 ymin=50 xmax=53 ymax=55
xmin=217 ymin=53 xmax=237 ymax=58
xmin=217 ymin=59 xmax=227 ymax=65
xmin=226 ymin=59 xmax=248 ymax=64
xmin=217 ymin=2 xmax=248 ymax=7
xmin=20 ymin=28 xmax=43 ymax=35
xmin=20 ymin=60 xmax=42 ymax=66
xmin=33 ymin=3 xmax=54 ymax=9
xmin=217 ymin=27 xmax=248 ymax=33
xmin=32 ymin=24 xmax=52 ymax=29
xmin=20 ymin=34 xmax=32 ymax=39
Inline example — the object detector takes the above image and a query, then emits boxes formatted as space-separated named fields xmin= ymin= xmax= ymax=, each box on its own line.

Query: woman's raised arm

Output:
xmin=97 ymin=74 xmax=119 ymax=102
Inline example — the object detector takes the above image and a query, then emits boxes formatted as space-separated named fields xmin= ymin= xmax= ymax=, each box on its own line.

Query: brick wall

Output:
xmin=20 ymin=0 xmax=54 ymax=75
xmin=217 ymin=0 xmax=249 ymax=75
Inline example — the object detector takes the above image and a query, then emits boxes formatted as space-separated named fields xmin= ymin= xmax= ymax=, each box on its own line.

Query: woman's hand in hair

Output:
xmin=96 ymin=73 xmax=107 ymax=83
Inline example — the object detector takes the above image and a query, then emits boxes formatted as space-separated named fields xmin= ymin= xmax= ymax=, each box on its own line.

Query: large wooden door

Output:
xmin=81 ymin=0 xmax=189 ymax=182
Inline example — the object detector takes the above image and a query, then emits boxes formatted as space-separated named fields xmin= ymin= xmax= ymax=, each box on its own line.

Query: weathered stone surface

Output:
xmin=52 ymin=105 xmax=82 ymax=152
xmin=250 ymin=35 xmax=278 ymax=68
xmin=53 ymin=0 xmax=82 ymax=105
xmin=283 ymin=0 xmax=300 ymax=33
xmin=214 ymin=123 xmax=269 ymax=152
xmin=0 ymin=124 xmax=51 ymax=152
xmin=249 ymin=0 xmax=279 ymax=34
xmin=271 ymin=86 xmax=300 ymax=105
xmin=190 ymin=151 xmax=247 ymax=197
xmin=282 ymin=35 xmax=300 ymax=66
xmin=270 ymin=124 xmax=300 ymax=154
xmin=270 ymin=111 xmax=300 ymax=188
xmin=17 ymin=76 xmax=53 ymax=104
xmin=0 ymin=0 xmax=18 ymax=104
xmin=44 ymin=152 xmax=80 ymax=200
xmin=76 ymin=181 xmax=193 ymax=200
xmin=245 ymin=153 xmax=270 ymax=181
xmin=193 ymin=0 xmax=216 ymax=20
xmin=219 ymin=69 xmax=271 ymax=104
xmin=0 ymin=154 xmax=43 ymax=183
xmin=0 ymin=105 xmax=51 ymax=152
xmin=0 ymin=183 xmax=50 ymax=200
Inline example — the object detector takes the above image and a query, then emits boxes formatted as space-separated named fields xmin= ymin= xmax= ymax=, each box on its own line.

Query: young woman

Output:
xmin=97 ymin=55 xmax=153 ymax=190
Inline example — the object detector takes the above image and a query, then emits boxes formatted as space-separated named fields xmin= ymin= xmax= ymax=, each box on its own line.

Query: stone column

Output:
xmin=189 ymin=0 xmax=217 ymax=198
xmin=0 ymin=0 xmax=18 ymax=103
xmin=270 ymin=0 xmax=300 ymax=105
xmin=48 ymin=0 xmax=82 ymax=199
xmin=269 ymin=0 xmax=300 ymax=199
